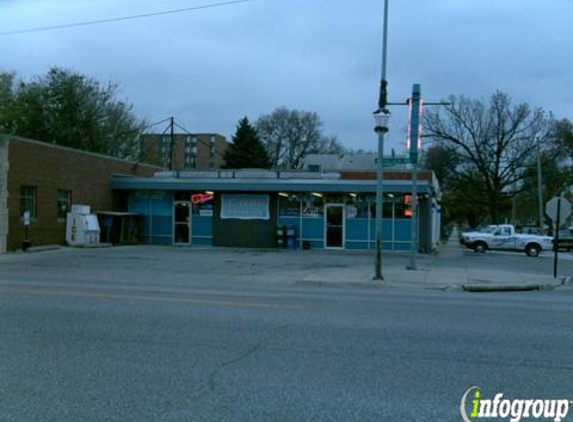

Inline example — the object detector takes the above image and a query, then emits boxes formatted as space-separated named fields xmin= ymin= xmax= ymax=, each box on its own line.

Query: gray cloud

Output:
xmin=0 ymin=0 xmax=571 ymax=152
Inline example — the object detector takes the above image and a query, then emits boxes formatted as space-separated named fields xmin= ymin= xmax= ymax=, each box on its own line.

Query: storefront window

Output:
xmin=345 ymin=194 xmax=370 ymax=219
xmin=221 ymin=194 xmax=269 ymax=220
xmin=302 ymin=194 xmax=324 ymax=217
xmin=279 ymin=194 xmax=301 ymax=217
xmin=174 ymin=191 xmax=192 ymax=202
xmin=20 ymin=186 xmax=37 ymax=219
xmin=57 ymin=189 xmax=71 ymax=219
xmin=369 ymin=194 xmax=396 ymax=218
xmin=325 ymin=194 xmax=345 ymax=204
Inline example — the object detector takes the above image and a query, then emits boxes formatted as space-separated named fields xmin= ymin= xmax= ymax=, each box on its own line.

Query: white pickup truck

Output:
xmin=460 ymin=224 xmax=553 ymax=257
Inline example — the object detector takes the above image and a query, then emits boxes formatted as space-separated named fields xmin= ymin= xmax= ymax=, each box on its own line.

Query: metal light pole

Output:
xmin=407 ymin=84 xmax=422 ymax=271
xmin=536 ymin=137 xmax=544 ymax=234
xmin=374 ymin=112 xmax=390 ymax=280
xmin=373 ymin=0 xmax=390 ymax=281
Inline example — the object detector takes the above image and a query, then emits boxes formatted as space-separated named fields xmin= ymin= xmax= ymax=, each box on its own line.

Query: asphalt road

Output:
xmin=2 ymin=271 xmax=573 ymax=421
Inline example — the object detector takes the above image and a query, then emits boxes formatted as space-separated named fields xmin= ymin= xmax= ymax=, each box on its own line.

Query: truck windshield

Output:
xmin=482 ymin=225 xmax=497 ymax=233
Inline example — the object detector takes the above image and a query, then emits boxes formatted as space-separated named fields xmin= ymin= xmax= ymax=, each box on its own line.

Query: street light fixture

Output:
xmin=374 ymin=111 xmax=390 ymax=134
xmin=373 ymin=0 xmax=390 ymax=281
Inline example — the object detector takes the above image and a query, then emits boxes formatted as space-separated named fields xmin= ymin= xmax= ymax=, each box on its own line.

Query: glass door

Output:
xmin=174 ymin=202 xmax=191 ymax=244
xmin=325 ymin=204 xmax=344 ymax=248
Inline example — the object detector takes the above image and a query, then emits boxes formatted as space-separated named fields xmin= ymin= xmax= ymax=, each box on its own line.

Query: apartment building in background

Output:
xmin=139 ymin=133 xmax=228 ymax=170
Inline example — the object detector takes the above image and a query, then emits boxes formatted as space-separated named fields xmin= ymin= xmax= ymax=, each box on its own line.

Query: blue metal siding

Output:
xmin=192 ymin=216 xmax=213 ymax=246
xmin=301 ymin=218 xmax=324 ymax=249
xmin=128 ymin=192 xmax=173 ymax=245
xmin=393 ymin=219 xmax=412 ymax=242
xmin=345 ymin=219 xmax=369 ymax=250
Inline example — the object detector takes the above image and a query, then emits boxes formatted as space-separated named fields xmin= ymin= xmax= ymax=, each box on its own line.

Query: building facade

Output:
xmin=139 ymin=133 xmax=228 ymax=170
xmin=0 ymin=135 xmax=160 ymax=252
xmin=113 ymin=169 xmax=441 ymax=252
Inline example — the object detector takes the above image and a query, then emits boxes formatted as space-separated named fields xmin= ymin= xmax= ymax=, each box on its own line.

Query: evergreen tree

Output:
xmin=223 ymin=117 xmax=271 ymax=169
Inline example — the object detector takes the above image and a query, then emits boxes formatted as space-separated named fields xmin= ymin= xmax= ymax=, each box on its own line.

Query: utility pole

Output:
xmin=399 ymin=87 xmax=449 ymax=271
xmin=407 ymin=84 xmax=422 ymax=271
xmin=537 ymin=137 xmax=544 ymax=233
xmin=170 ymin=116 xmax=175 ymax=171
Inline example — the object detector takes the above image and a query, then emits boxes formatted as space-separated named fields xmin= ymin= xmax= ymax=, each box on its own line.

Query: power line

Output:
xmin=0 ymin=0 xmax=260 ymax=37
xmin=143 ymin=117 xmax=173 ymax=131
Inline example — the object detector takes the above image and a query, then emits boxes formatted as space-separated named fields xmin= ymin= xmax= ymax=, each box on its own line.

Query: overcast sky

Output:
xmin=1 ymin=0 xmax=571 ymax=153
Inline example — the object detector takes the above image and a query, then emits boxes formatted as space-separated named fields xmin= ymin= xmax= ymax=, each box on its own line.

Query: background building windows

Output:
xmin=279 ymin=194 xmax=301 ymax=217
xmin=20 ymin=186 xmax=37 ymax=219
xmin=57 ymin=189 xmax=72 ymax=219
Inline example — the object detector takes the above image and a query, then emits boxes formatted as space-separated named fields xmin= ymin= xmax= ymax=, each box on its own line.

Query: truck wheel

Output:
xmin=525 ymin=244 xmax=541 ymax=257
xmin=473 ymin=242 xmax=487 ymax=253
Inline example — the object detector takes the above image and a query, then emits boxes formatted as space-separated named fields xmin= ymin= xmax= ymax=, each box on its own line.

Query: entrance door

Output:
xmin=174 ymin=202 xmax=191 ymax=244
xmin=325 ymin=204 xmax=344 ymax=248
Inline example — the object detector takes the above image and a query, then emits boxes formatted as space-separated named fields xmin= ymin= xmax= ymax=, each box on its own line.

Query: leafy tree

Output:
xmin=553 ymin=118 xmax=573 ymax=162
xmin=256 ymin=107 xmax=345 ymax=169
xmin=223 ymin=117 xmax=271 ymax=169
xmin=422 ymin=145 xmax=489 ymax=227
xmin=0 ymin=67 xmax=145 ymax=159
xmin=424 ymin=91 xmax=552 ymax=223
xmin=0 ymin=72 xmax=16 ymax=133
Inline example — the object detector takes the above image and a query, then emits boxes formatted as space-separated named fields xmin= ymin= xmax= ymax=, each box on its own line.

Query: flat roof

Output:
xmin=112 ymin=176 xmax=436 ymax=195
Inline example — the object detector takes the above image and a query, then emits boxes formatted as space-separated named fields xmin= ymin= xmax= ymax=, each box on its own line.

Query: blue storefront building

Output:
xmin=112 ymin=169 xmax=441 ymax=252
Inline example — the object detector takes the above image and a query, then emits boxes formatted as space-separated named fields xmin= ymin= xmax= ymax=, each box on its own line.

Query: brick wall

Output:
xmin=5 ymin=137 xmax=160 ymax=250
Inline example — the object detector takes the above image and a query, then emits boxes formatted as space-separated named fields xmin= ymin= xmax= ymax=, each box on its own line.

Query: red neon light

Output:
xmin=191 ymin=192 xmax=214 ymax=205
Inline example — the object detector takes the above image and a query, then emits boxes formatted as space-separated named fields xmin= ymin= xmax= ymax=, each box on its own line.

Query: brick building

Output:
xmin=0 ymin=135 xmax=160 ymax=252
xmin=139 ymin=133 xmax=228 ymax=170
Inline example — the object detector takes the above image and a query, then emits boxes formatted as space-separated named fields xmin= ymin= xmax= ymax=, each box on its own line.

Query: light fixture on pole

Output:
xmin=373 ymin=0 xmax=390 ymax=281
xmin=374 ymin=111 xmax=390 ymax=134
xmin=373 ymin=109 xmax=390 ymax=281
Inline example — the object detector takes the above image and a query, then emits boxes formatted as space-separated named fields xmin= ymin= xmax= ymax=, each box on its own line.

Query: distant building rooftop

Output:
xmin=304 ymin=153 xmax=413 ymax=172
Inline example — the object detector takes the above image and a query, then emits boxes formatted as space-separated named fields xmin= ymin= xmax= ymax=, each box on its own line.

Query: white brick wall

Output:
xmin=0 ymin=140 xmax=8 ymax=254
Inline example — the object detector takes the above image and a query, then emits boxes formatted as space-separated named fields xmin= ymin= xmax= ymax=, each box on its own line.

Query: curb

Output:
xmin=24 ymin=245 xmax=61 ymax=253
xmin=461 ymin=283 xmax=554 ymax=293
xmin=294 ymin=280 xmax=384 ymax=290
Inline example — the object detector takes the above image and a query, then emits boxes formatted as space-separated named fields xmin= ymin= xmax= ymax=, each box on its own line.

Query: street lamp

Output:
xmin=374 ymin=111 xmax=390 ymax=134
xmin=373 ymin=0 xmax=390 ymax=281
xmin=374 ymin=109 xmax=390 ymax=280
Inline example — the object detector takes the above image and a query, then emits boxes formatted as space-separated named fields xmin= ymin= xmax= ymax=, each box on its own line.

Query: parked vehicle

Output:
xmin=553 ymin=228 xmax=573 ymax=251
xmin=460 ymin=224 xmax=553 ymax=257
xmin=459 ymin=225 xmax=497 ymax=246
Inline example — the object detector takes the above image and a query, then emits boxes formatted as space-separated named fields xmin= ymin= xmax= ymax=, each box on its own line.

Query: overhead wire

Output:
xmin=172 ymin=118 xmax=226 ymax=159
xmin=0 ymin=0 xmax=261 ymax=37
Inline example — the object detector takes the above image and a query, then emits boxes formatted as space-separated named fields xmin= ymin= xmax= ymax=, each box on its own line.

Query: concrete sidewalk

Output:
xmin=1 ymin=229 xmax=570 ymax=293
xmin=296 ymin=228 xmax=565 ymax=292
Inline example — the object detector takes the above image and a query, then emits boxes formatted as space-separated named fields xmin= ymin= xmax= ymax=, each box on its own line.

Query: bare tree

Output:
xmin=256 ymin=107 xmax=344 ymax=169
xmin=424 ymin=91 xmax=552 ymax=223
